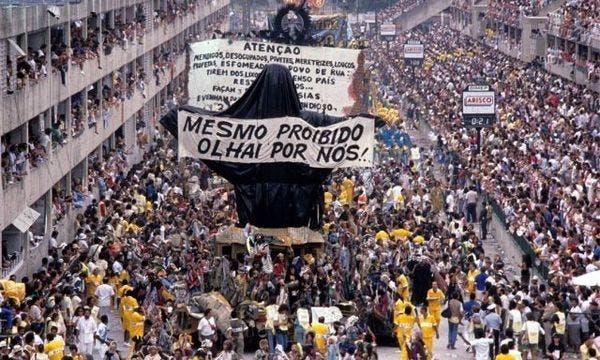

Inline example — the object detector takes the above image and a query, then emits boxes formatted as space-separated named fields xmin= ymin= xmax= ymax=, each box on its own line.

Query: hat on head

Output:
xmin=487 ymin=304 xmax=496 ymax=311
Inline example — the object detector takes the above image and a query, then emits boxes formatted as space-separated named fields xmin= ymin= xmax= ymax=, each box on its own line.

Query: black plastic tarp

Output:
xmin=161 ymin=64 xmax=377 ymax=229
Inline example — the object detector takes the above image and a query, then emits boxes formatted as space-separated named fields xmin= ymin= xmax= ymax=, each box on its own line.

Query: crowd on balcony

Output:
xmin=1 ymin=43 xmax=181 ymax=190
xmin=5 ymin=0 xmax=213 ymax=95
xmin=547 ymin=0 xmax=600 ymax=44
xmin=379 ymin=0 xmax=426 ymax=23
xmin=487 ymin=0 xmax=558 ymax=27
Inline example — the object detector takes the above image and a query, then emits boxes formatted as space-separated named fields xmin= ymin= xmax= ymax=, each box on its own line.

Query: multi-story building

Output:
xmin=0 ymin=0 xmax=230 ymax=278
xmin=448 ymin=0 xmax=600 ymax=92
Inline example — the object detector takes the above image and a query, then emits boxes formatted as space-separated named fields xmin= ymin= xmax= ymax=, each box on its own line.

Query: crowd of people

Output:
xmin=487 ymin=0 xmax=558 ymax=27
xmin=369 ymin=11 xmax=600 ymax=353
xmin=1 ymin=1 xmax=600 ymax=360
xmin=379 ymin=0 xmax=426 ymax=23
xmin=5 ymin=0 xmax=210 ymax=94
xmin=547 ymin=0 xmax=600 ymax=44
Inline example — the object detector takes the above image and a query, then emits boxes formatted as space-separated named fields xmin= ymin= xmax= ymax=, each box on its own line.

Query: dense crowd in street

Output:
xmin=0 ymin=0 xmax=600 ymax=360
xmin=369 ymin=15 xmax=600 ymax=355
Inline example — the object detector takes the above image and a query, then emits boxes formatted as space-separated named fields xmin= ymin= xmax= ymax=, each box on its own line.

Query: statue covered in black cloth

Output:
xmin=408 ymin=259 xmax=432 ymax=306
xmin=160 ymin=64 xmax=380 ymax=229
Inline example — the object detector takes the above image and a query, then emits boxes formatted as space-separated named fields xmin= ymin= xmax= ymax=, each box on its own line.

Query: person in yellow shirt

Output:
xmin=426 ymin=281 xmax=445 ymax=325
xmin=128 ymin=307 xmax=146 ymax=345
xmin=44 ymin=333 xmax=65 ymax=360
xmin=120 ymin=288 xmax=139 ymax=342
xmin=466 ymin=263 xmax=479 ymax=295
xmin=324 ymin=191 xmax=333 ymax=210
xmin=495 ymin=344 xmax=513 ymax=360
xmin=375 ymin=229 xmax=390 ymax=243
xmin=394 ymin=305 xmax=416 ymax=360
xmin=396 ymin=271 xmax=410 ymax=301
xmin=419 ymin=306 xmax=438 ymax=357
xmin=339 ymin=177 xmax=354 ymax=206
xmin=310 ymin=316 xmax=330 ymax=355
xmin=85 ymin=268 xmax=103 ymax=301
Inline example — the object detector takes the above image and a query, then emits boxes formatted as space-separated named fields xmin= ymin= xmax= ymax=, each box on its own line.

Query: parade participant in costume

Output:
xmin=395 ymin=305 xmax=417 ymax=360
xmin=418 ymin=306 xmax=438 ymax=357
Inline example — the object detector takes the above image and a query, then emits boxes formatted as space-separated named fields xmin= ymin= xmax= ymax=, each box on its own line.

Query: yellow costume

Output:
xmin=396 ymin=274 xmax=410 ymax=301
xmin=85 ymin=273 xmax=103 ymax=299
xmin=310 ymin=322 xmax=330 ymax=354
xmin=394 ymin=312 xmax=416 ymax=360
xmin=419 ymin=314 xmax=437 ymax=357
xmin=427 ymin=288 xmax=445 ymax=324
xmin=324 ymin=191 xmax=333 ymax=210
xmin=128 ymin=310 xmax=145 ymax=339
xmin=44 ymin=337 xmax=65 ymax=360
xmin=467 ymin=269 xmax=479 ymax=294
xmin=339 ymin=178 xmax=354 ymax=205
xmin=120 ymin=295 xmax=139 ymax=332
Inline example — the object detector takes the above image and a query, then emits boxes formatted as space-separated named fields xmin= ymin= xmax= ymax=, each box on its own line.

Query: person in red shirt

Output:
xmin=273 ymin=253 xmax=286 ymax=277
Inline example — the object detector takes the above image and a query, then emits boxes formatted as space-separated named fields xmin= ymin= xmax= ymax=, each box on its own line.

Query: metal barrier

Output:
xmin=0 ymin=0 xmax=82 ymax=5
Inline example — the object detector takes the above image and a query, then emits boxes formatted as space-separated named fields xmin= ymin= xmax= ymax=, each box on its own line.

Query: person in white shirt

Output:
xmin=76 ymin=307 xmax=97 ymax=356
xmin=462 ymin=327 xmax=494 ymax=360
xmin=521 ymin=312 xmax=545 ymax=360
xmin=95 ymin=315 xmax=110 ymax=359
xmin=95 ymin=278 xmax=115 ymax=318
xmin=197 ymin=308 xmax=216 ymax=341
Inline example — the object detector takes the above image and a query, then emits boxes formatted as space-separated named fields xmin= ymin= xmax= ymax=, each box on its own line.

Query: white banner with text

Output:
xmin=188 ymin=39 xmax=363 ymax=116
xmin=178 ymin=111 xmax=374 ymax=168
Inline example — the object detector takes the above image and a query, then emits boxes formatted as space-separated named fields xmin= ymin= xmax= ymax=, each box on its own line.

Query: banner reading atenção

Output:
xmin=178 ymin=111 xmax=374 ymax=168
xmin=189 ymin=39 xmax=363 ymax=116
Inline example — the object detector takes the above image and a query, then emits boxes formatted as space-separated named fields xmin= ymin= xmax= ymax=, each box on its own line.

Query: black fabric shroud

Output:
xmin=161 ymin=63 xmax=376 ymax=229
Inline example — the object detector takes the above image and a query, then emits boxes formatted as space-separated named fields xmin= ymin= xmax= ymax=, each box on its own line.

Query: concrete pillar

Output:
xmin=472 ymin=4 xmax=486 ymax=39
xmin=64 ymin=97 xmax=73 ymax=139
xmin=65 ymin=171 xmax=72 ymax=197
xmin=43 ymin=190 xmax=52 ymax=242
xmin=8 ymin=37 xmax=17 ymax=94
xmin=144 ymin=0 xmax=153 ymax=30
xmin=108 ymin=10 xmax=115 ymax=29
xmin=0 ymin=40 xmax=7 ymax=96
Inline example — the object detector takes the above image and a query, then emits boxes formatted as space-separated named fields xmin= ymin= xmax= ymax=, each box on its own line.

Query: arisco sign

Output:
xmin=462 ymin=91 xmax=495 ymax=114
xmin=462 ymin=85 xmax=496 ymax=128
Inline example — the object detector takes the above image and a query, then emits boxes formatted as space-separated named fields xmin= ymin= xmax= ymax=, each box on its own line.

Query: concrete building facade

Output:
xmin=448 ymin=0 xmax=600 ymax=93
xmin=0 ymin=0 xmax=229 ymax=278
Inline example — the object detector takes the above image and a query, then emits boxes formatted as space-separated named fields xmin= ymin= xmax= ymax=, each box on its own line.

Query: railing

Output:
xmin=1 ymin=251 xmax=23 ymax=278
xmin=0 ymin=0 xmax=82 ymax=4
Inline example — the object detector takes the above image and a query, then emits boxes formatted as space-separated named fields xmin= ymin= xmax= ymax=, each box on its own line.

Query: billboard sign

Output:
xmin=462 ymin=85 xmax=495 ymax=128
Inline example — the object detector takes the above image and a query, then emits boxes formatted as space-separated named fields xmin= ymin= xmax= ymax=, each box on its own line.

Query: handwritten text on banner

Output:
xmin=177 ymin=111 xmax=374 ymax=168
xmin=188 ymin=40 xmax=362 ymax=116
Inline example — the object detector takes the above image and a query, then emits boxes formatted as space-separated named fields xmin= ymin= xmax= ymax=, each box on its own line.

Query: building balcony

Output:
xmin=1 ymin=0 xmax=229 ymax=134
xmin=0 ymin=53 xmax=186 ymax=230
xmin=545 ymin=60 xmax=600 ymax=92
xmin=0 ymin=0 xmax=145 ymax=39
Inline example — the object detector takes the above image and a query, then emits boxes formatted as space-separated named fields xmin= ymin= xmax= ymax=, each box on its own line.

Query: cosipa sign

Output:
xmin=462 ymin=85 xmax=495 ymax=127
